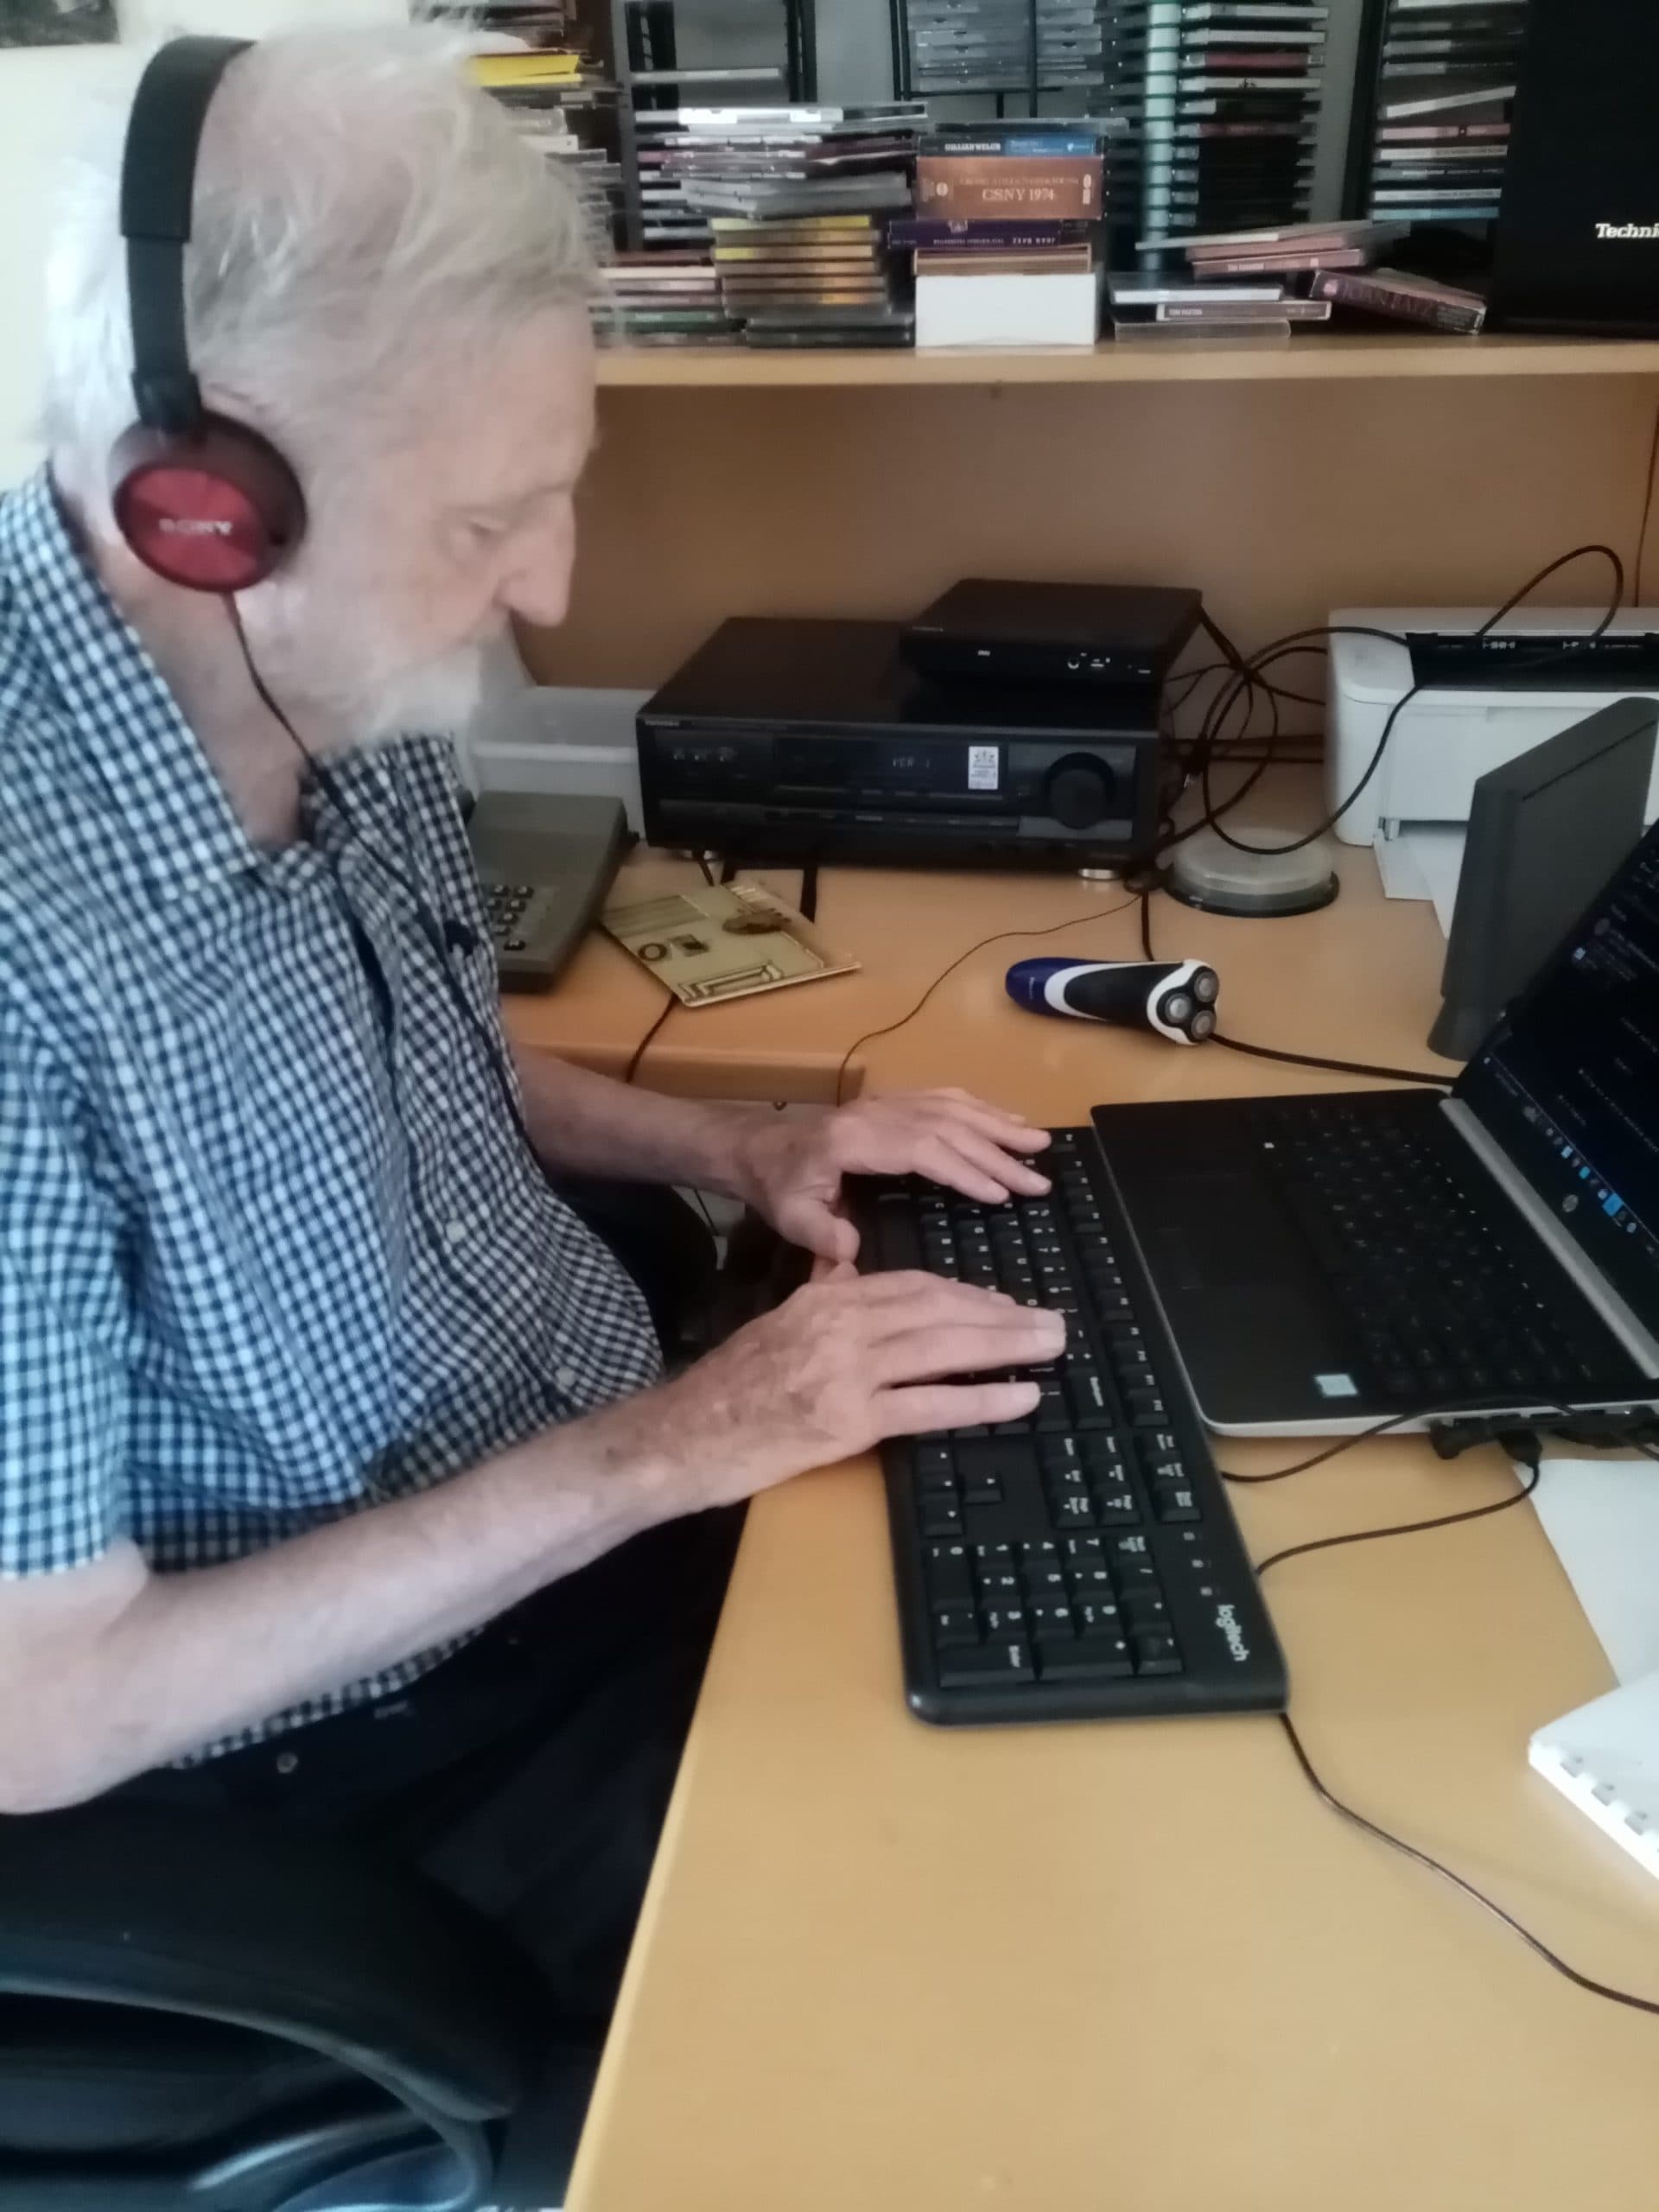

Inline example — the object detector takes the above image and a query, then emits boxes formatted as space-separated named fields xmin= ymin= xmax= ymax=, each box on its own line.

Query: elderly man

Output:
xmin=0 ymin=27 xmax=1059 ymax=2034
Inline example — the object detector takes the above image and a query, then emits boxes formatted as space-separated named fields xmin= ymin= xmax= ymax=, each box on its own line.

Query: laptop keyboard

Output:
xmin=1249 ymin=1096 xmax=1612 ymax=1405
xmin=855 ymin=1131 xmax=1286 ymax=1725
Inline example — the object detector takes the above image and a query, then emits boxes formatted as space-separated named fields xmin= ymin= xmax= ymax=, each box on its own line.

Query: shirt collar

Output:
xmin=0 ymin=467 xmax=263 ymax=902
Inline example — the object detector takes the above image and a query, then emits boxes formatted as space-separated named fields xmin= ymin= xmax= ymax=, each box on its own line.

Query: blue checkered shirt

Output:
xmin=0 ymin=470 xmax=662 ymax=1760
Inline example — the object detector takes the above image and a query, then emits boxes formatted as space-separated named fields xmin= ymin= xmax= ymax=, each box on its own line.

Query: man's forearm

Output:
xmin=510 ymin=1044 xmax=760 ymax=1194
xmin=3 ymin=1403 xmax=685 ymax=1809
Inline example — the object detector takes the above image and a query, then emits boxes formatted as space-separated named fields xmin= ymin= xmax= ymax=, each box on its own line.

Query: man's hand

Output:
xmin=729 ymin=1089 xmax=1053 ymax=1263
xmin=612 ymin=1271 xmax=1065 ymax=1510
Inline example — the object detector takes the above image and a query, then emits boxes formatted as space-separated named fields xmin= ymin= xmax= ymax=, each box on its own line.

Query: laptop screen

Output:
xmin=1458 ymin=823 xmax=1659 ymax=1337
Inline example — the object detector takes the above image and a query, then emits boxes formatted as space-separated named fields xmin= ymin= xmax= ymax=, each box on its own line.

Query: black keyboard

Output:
xmin=1248 ymin=1096 xmax=1619 ymax=1408
xmin=853 ymin=1130 xmax=1287 ymax=1726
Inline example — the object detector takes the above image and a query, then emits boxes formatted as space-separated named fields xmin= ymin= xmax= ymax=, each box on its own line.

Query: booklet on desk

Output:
xmin=1530 ymin=1672 xmax=1659 ymax=1885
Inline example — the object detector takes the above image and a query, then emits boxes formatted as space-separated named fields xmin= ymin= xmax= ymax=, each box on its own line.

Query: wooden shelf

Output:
xmin=595 ymin=331 xmax=1659 ymax=390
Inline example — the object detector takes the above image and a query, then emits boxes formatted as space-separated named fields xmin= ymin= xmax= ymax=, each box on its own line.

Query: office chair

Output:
xmin=0 ymin=1798 xmax=592 ymax=2211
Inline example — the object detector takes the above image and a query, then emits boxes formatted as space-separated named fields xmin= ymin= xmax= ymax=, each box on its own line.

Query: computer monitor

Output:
xmin=1429 ymin=699 xmax=1657 ymax=1060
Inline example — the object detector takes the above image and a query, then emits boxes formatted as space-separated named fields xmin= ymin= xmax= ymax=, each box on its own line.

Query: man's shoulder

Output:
xmin=0 ymin=583 xmax=130 ymax=1035
xmin=0 ymin=546 xmax=137 ymax=878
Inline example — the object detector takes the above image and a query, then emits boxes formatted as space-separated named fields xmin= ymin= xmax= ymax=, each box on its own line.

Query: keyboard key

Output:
xmin=920 ymin=1497 xmax=963 ymax=1538
xmin=1110 ymin=1535 xmax=1160 ymax=1586
xmin=1063 ymin=1535 xmax=1108 ymax=1571
xmin=939 ymin=1639 xmax=1035 ymax=1688
xmin=1074 ymin=1597 xmax=1121 ymax=1635
xmin=1071 ymin=1571 xmax=1116 ymax=1604
xmin=980 ymin=1605 xmax=1028 ymax=1643
xmin=1065 ymin=1375 xmax=1114 ymax=1428
xmin=1039 ymin=1634 xmax=1134 ymax=1681
xmin=933 ymin=1608 xmax=981 ymax=1649
xmin=1152 ymin=1485 xmax=1202 ymax=1525
xmin=1035 ymin=1385 xmax=1070 ymax=1432
xmin=1120 ymin=1586 xmax=1168 ymax=1628
xmin=1132 ymin=1631 xmax=1183 ymax=1677
xmin=925 ymin=1545 xmax=975 ymax=1612
xmin=1028 ymin=1601 xmax=1076 ymax=1639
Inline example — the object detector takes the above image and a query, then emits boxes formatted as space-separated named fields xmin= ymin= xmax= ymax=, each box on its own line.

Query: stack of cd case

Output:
xmin=1358 ymin=0 xmax=1525 ymax=228
xmin=1102 ymin=3 xmax=1327 ymax=258
xmin=900 ymin=0 xmax=1112 ymax=99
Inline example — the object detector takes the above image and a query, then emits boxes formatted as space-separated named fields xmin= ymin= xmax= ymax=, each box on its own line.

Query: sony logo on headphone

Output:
xmin=1596 ymin=222 xmax=1659 ymax=240
xmin=158 ymin=517 xmax=237 ymax=537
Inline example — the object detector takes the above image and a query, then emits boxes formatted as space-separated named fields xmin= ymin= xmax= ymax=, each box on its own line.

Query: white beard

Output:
xmin=240 ymin=589 xmax=501 ymax=753
xmin=348 ymin=642 xmax=493 ymax=745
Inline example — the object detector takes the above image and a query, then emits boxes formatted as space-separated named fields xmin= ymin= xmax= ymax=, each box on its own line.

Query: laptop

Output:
xmin=466 ymin=791 xmax=629 ymax=991
xmin=1087 ymin=791 xmax=1659 ymax=1438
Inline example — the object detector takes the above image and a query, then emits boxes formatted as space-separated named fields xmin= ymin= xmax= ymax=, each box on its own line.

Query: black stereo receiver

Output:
xmin=637 ymin=619 xmax=1173 ymax=869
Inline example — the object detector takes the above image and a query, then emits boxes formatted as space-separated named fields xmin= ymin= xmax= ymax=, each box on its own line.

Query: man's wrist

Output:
xmin=500 ymin=1388 xmax=696 ymax=1555
xmin=675 ymin=1100 xmax=769 ymax=1206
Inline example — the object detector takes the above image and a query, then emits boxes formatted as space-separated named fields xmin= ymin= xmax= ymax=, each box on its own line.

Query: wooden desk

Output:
xmin=548 ymin=826 xmax=1659 ymax=2212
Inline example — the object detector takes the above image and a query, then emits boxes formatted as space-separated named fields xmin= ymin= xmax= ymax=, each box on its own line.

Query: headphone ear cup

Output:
xmin=111 ymin=415 xmax=306 ymax=592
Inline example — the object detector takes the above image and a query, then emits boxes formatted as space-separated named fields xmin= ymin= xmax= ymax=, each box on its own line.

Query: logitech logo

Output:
xmin=1215 ymin=1603 xmax=1249 ymax=1662
xmin=1597 ymin=222 xmax=1659 ymax=240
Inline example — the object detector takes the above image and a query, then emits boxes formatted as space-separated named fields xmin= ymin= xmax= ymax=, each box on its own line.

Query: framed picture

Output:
xmin=0 ymin=0 xmax=118 ymax=47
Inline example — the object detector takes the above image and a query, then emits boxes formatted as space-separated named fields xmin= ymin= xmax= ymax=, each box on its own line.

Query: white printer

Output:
xmin=1327 ymin=606 xmax=1659 ymax=849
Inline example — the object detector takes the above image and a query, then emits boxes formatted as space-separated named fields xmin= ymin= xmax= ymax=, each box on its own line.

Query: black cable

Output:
xmin=1211 ymin=1031 xmax=1452 ymax=1087
xmin=696 ymin=853 xmax=716 ymax=887
xmin=832 ymin=892 xmax=1141 ymax=1107
xmin=222 ymin=600 xmax=601 ymax=1408
xmin=1220 ymin=1401 xmax=1659 ymax=1487
xmin=623 ymin=990 xmax=677 ymax=1086
xmin=1637 ymin=394 xmax=1659 ymax=607
xmin=1138 ymin=887 xmax=1452 ymax=1088
xmin=1220 ymin=1407 xmax=1455 ymax=1484
xmin=1170 ymin=545 xmax=1627 ymax=864
xmin=1254 ymin=1440 xmax=1544 ymax=1576
xmin=227 ymin=606 xmax=555 ymax=1175
xmin=1251 ymin=1437 xmax=1659 ymax=2021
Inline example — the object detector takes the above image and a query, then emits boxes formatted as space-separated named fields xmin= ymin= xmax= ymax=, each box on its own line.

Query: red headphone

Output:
xmin=111 ymin=37 xmax=305 ymax=594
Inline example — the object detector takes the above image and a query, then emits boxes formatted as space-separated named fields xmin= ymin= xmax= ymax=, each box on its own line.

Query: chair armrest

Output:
xmin=0 ymin=1802 xmax=554 ymax=2122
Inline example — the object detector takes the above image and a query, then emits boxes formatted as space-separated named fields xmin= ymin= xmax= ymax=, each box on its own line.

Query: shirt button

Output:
xmin=275 ymin=1751 xmax=299 ymax=1777
xmin=444 ymin=1218 xmax=468 ymax=1249
xmin=554 ymin=1364 xmax=578 ymax=1393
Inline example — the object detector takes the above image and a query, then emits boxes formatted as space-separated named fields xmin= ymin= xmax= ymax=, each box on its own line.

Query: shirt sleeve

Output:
xmin=0 ymin=1009 xmax=129 ymax=1577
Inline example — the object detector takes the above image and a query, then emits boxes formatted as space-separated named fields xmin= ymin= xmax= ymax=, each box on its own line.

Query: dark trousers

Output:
xmin=113 ymin=1184 xmax=757 ymax=2033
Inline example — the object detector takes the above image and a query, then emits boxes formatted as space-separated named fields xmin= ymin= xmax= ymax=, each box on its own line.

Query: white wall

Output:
xmin=0 ymin=0 xmax=405 ymax=485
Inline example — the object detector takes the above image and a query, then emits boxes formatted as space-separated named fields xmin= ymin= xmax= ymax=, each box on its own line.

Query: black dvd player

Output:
xmin=637 ymin=619 xmax=1173 ymax=870
xmin=901 ymin=578 xmax=1203 ymax=693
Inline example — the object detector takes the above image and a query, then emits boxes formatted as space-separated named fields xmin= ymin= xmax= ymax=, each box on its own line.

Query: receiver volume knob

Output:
xmin=1045 ymin=754 xmax=1116 ymax=831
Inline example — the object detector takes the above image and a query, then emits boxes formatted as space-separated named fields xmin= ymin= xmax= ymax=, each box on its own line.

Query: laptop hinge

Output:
xmin=1441 ymin=1097 xmax=1659 ymax=1376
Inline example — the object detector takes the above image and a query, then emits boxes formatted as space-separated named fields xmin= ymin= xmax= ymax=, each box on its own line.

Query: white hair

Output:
xmin=42 ymin=22 xmax=596 ymax=523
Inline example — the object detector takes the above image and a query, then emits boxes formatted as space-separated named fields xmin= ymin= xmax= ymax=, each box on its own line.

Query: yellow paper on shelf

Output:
xmin=470 ymin=53 xmax=582 ymax=89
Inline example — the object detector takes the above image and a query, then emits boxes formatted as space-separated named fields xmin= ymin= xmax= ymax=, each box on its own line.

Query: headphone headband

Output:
xmin=121 ymin=36 xmax=251 ymax=435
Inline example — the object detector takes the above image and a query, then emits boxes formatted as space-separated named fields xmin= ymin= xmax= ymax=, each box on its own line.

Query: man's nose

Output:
xmin=496 ymin=506 xmax=576 ymax=631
